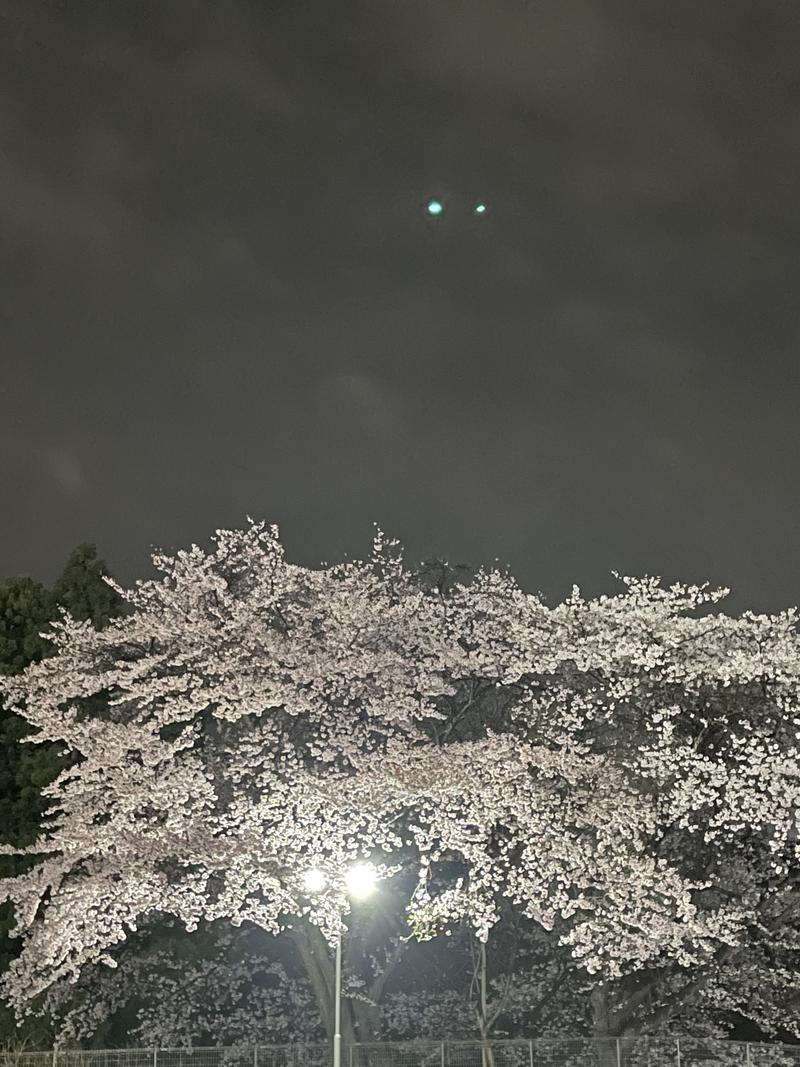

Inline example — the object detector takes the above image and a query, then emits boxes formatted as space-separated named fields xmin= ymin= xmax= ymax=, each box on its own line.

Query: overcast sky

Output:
xmin=2 ymin=0 xmax=799 ymax=611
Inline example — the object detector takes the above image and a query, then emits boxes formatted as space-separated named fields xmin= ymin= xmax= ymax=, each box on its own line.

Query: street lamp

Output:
xmin=303 ymin=864 xmax=378 ymax=1067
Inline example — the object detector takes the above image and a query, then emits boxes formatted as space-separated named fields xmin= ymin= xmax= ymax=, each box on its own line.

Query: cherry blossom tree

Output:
xmin=0 ymin=522 xmax=797 ymax=1043
xmin=377 ymin=919 xmax=584 ymax=1043
xmin=43 ymin=915 xmax=580 ymax=1048
xmin=43 ymin=922 xmax=322 ymax=1048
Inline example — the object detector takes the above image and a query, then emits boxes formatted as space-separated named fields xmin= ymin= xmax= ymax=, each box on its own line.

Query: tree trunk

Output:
xmin=286 ymin=923 xmax=379 ymax=1047
xmin=477 ymin=943 xmax=495 ymax=1067
xmin=590 ymin=986 xmax=620 ymax=1067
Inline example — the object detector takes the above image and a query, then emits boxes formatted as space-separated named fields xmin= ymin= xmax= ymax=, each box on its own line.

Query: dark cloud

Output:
xmin=1 ymin=0 xmax=799 ymax=612
xmin=40 ymin=446 xmax=85 ymax=495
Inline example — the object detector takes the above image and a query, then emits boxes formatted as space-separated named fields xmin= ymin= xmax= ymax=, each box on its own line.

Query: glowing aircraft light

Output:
xmin=426 ymin=199 xmax=444 ymax=217
xmin=473 ymin=202 xmax=487 ymax=215
xmin=302 ymin=868 xmax=327 ymax=893
xmin=344 ymin=863 xmax=377 ymax=899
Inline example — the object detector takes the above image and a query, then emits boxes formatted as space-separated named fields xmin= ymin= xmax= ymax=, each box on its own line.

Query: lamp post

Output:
xmin=303 ymin=863 xmax=378 ymax=1067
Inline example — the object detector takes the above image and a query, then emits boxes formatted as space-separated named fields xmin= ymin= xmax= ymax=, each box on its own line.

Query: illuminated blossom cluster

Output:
xmin=0 ymin=522 xmax=797 ymax=1037
xmin=43 ymin=927 xmax=322 ymax=1047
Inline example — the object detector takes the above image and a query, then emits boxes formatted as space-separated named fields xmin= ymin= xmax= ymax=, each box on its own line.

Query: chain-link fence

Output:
xmin=0 ymin=1047 xmax=330 ymax=1067
xmin=0 ymin=1040 xmax=798 ymax=1067
xmin=348 ymin=1040 xmax=800 ymax=1067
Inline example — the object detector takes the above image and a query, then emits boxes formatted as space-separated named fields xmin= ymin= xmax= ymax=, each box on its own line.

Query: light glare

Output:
xmin=302 ymin=868 xmax=327 ymax=893
xmin=426 ymin=199 xmax=444 ymax=216
xmin=345 ymin=863 xmax=377 ymax=899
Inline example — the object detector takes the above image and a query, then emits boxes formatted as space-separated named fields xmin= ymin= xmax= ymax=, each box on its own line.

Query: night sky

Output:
xmin=2 ymin=0 xmax=800 ymax=612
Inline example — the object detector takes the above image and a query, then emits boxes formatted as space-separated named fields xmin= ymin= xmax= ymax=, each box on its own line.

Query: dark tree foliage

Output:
xmin=51 ymin=544 xmax=124 ymax=628
xmin=0 ymin=577 xmax=56 ymax=849
xmin=0 ymin=546 xmax=123 ymax=1044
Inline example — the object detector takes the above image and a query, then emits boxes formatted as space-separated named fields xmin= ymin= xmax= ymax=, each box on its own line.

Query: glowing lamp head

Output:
xmin=473 ymin=202 xmax=487 ymax=215
xmin=302 ymin=868 xmax=327 ymax=893
xmin=425 ymin=198 xmax=444 ymax=217
xmin=345 ymin=863 xmax=377 ymax=899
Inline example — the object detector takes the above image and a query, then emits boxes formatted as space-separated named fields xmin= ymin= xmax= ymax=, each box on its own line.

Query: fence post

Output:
xmin=154 ymin=1050 xmax=158 ymax=1067
xmin=675 ymin=1039 xmax=681 ymax=1067
xmin=253 ymin=1048 xmax=258 ymax=1067
xmin=746 ymin=1045 xmax=752 ymax=1067
xmin=441 ymin=1043 xmax=446 ymax=1067
xmin=529 ymin=1040 xmax=534 ymax=1067
xmin=52 ymin=1049 xmax=58 ymax=1067
xmin=616 ymin=1039 xmax=621 ymax=1067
